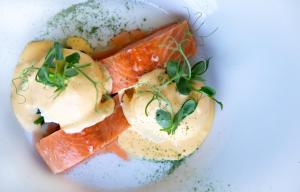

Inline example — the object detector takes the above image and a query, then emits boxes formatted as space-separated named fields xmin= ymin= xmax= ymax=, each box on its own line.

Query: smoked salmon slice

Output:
xmin=101 ymin=20 xmax=197 ymax=93
xmin=36 ymin=96 xmax=130 ymax=174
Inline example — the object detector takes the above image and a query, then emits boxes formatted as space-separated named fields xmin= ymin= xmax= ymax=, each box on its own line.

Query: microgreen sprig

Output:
xmin=156 ymin=99 xmax=197 ymax=135
xmin=36 ymin=43 xmax=80 ymax=96
xmin=14 ymin=42 xmax=100 ymax=110
xmin=34 ymin=109 xmax=44 ymax=125
xmin=154 ymin=57 xmax=222 ymax=134
xmin=195 ymin=86 xmax=223 ymax=110
xmin=35 ymin=42 xmax=100 ymax=108
xmin=145 ymin=27 xmax=223 ymax=135
xmin=164 ymin=52 xmax=222 ymax=109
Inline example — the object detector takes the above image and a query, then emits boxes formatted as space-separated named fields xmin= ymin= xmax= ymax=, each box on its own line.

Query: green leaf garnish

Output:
xmin=54 ymin=42 xmax=64 ymax=60
xmin=172 ymin=99 xmax=197 ymax=130
xmin=166 ymin=61 xmax=181 ymax=82
xmin=196 ymin=86 xmax=223 ymax=109
xmin=156 ymin=109 xmax=172 ymax=128
xmin=191 ymin=59 xmax=210 ymax=81
xmin=180 ymin=99 xmax=197 ymax=117
xmin=65 ymin=52 xmax=80 ymax=64
xmin=34 ymin=109 xmax=44 ymax=125
xmin=176 ymin=77 xmax=192 ymax=95
xmin=34 ymin=116 xmax=44 ymax=125
xmin=159 ymin=99 xmax=197 ymax=135
xmin=197 ymin=86 xmax=216 ymax=97
xmin=212 ymin=98 xmax=223 ymax=110
xmin=35 ymin=42 xmax=69 ymax=92
xmin=44 ymin=48 xmax=55 ymax=68
xmin=64 ymin=68 xmax=79 ymax=77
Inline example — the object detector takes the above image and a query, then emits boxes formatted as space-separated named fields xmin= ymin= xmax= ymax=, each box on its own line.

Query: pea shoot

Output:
xmin=13 ymin=42 xmax=100 ymax=116
xmin=156 ymin=99 xmax=197 ymax=134
xmin=34 ymin=109 xmax=44 ymax=125
xmin=164 ymin=58 xmax=222 ymax=109
xmin=145 ymin=29 xmax=223 ymax=134
xmin=35 ymin=42 xmax=98 ymax=98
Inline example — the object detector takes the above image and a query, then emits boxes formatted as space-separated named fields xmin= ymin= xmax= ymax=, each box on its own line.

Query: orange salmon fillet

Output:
xmin=101 ymin=20 xmax=197 ymax=93
xmin=36 ymin=96 xmax=130 ymax=174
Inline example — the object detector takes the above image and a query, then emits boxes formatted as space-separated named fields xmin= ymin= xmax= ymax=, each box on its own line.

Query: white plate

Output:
xmin=0 ymin=0 xmax=300 ymax=191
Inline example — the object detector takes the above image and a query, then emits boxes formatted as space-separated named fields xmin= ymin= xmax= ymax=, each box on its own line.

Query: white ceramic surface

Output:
xmin=0 ymin=0 xmax=300 ymax=192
